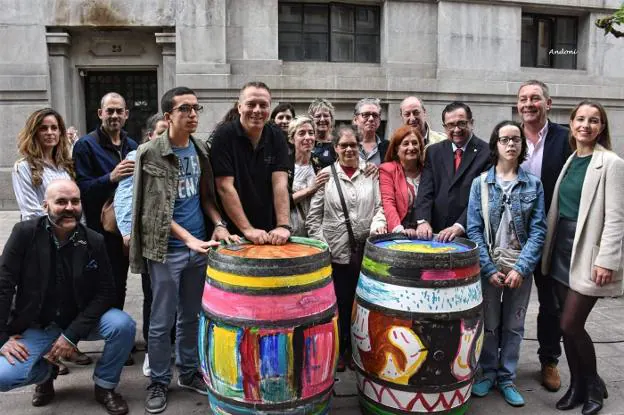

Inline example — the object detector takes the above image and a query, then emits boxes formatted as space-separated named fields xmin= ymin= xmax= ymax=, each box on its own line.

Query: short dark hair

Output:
xmin=332 ymin=124 xmax=362 ymax=147
xmin=442 ymin=101 xmax=473 ymax=123
xmin=239 ymin=81 xmax=271 ymax=98
xmin=270 ymin=103 xmax=296 ymax=121
xmin=161 ymin=86 xmax=196 ymax=114
xmin=488 ymin=120 xmax=528 ymax=169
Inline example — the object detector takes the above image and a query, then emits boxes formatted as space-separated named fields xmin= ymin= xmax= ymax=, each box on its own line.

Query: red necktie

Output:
xmin=454 ymin=148 xmax=463 ymax=172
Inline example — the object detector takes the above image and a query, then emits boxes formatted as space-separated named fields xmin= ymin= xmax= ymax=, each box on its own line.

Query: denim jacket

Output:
xmin=129 ymin=131 xmax=214 ymax=273
xmin=466 ymin=166 xmax=547 ymax=279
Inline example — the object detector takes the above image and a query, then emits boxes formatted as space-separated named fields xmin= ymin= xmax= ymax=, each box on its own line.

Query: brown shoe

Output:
xmin=542 ymin=363 xmax=561 ymax=392
xmin=68 ymin=349 xmax=93 ymax=365
xmin=32 ymin=366 xmax=58 ymax=407
xmin=94 ymin=385 xmax=129 ymax=415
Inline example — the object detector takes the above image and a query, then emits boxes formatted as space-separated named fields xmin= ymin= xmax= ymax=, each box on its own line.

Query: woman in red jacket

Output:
xmin=379 ymin=125 xmax=425 ymax=237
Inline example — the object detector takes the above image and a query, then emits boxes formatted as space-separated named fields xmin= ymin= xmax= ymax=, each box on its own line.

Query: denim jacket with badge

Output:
xmin=467 ymin=166 xmax=547 ymax=279
xmin=129 ymin=130 xmax=215 ymax=273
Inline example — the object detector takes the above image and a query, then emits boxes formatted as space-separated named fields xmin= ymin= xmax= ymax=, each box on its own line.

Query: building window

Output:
xmin=521 ymin=13 xmax=578 ymax=69
xmin=278 ymin=3 xmax=380 ymax=63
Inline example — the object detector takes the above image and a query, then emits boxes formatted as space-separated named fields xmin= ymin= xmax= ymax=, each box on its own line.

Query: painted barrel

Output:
xmin=199 ymin=237 xmax=339 ymax=415
xmin=351 ymin=234 xmax=483 ymax=415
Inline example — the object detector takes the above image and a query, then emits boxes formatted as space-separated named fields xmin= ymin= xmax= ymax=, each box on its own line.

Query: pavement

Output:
xmin=1 ymin=210 xmax=624 ymax=414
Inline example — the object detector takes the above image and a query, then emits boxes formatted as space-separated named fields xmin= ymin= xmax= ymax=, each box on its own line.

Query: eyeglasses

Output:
xmin=337 ymin=142 xmax=358 ymax=150
xmin=358 ymin=112 xmax=380 ymax=120
xmin=105 ymin=108 xmax=126 ymax=115
xmin=443 ymin=120 xmax=470 ymax=130
xmin=498 ymin=136 xmax=522 ymax=145
xmin=172 ymin=104 xmax=204 ymax=114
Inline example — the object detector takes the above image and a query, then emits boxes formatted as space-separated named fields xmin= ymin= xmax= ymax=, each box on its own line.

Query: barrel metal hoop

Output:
xmin=365 ymin=234 xmax=479 ymax=268
xmin=359 ymin=270 xmax=481 ymax=289
xmin=355 ymin=297 xmax=483 ymax=321
xmin=207 ymin=386 xmax=332 ymax=412
xmin=205 ymin=276 xmax=333 ymax=295
xmin=203 ymin=304 xmax=338 ymax=329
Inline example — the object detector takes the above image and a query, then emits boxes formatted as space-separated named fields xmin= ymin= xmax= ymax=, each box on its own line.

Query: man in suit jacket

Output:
xmin=0 ymin=180 xmax=135 ymax=414
xmin=517 ymin=80 xmax=571 ymax=392
xmin=414 ymin=101 xmax=489 ymax=242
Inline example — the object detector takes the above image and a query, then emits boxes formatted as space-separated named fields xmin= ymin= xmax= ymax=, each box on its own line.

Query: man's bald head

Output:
xmin=100 ymin=92 xmax=126 ymax=109
xmin=400 ymin=96 xmax=428 ymax=136
xmin=45 ymin=179 xmax=80 ymax=202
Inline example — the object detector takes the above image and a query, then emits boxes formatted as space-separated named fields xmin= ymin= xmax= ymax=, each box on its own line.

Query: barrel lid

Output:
xmin=209 ymin=236 xmax=330 ymax=265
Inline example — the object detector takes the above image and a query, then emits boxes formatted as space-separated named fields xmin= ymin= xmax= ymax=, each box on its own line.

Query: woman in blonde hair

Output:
xmin=12 ymin=108 xmax=75 ymax=220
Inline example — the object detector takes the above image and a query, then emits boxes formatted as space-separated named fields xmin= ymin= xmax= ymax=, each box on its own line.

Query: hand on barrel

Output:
xmin=212 ymin=226 xmax=241 ymax=245
xmin=415 ymin=222 xmax=433 ymax=240
xmin=186 ymin=236 xmax=220 ymax=254
xmin=268 ymin=227 xmax=291 ymax=245
xmin=436 ymin=225 xmax=464 ymax=243
xmin=372 ymin=225 xmax=387 ymax=235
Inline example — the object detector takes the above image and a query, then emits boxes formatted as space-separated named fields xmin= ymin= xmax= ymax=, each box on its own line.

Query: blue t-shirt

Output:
xmin=169 ymin=142 xmax=206 ymax=248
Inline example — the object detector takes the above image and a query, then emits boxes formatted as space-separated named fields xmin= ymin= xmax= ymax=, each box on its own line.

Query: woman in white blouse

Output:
xmin=13 ymin=108 xmax=75 ymax=220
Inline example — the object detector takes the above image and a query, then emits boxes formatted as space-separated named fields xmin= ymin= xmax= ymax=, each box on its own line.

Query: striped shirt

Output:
xmin=12 ymin=159 xmax=72 ymax=221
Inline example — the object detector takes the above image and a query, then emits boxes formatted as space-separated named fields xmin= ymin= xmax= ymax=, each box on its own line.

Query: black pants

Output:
xmin=534 ymin=261 xmax=562 ymax=365
xmin=141 ymin=271 xmax=176 ymax=349
xmin=331 ymin=261 xmax=360 ymax=357
xmin=103 ymin=231 xmax=130 ymax=310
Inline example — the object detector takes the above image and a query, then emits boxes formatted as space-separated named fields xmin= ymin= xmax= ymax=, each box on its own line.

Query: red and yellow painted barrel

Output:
xmin=199 ymin=237 xmax=338 ymax=414
xmin=352 ymin=234 xmax=483 ymax=415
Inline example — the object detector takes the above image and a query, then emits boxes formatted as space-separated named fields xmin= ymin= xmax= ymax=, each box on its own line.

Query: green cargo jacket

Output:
xmin=129 ymin=130 xmax=215 ymax=273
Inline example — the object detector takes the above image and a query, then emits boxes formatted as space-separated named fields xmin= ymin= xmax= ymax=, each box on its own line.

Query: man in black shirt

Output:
xmin=0 ymin=180 xmax=135 ymax=414
xmin=211 ymin=81 xmax=292 ymax=245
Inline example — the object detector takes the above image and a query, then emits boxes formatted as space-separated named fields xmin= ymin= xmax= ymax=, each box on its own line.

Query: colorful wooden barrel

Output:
xmin=351 ymin=234 xmax=483 ymax=415
xmin=199 ymin=237 xmax=339 ymax=414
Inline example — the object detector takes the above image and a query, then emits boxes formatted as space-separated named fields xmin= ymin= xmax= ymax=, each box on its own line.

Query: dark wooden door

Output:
xmin=84 ymin=71 xmax=158 ymax=142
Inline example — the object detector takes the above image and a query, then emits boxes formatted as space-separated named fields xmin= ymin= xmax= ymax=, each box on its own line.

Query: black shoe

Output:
xmin=94 ymin=385 xmax=129 ymax=415
xmin=178 ymin=372 xmax=208 ymax=396
xmin=582 ymin=376 xmax=608 ymax=415
xmin=32 ymin=365 xmax=58 ymax=407
xmin=556 ymin=380 xmax=586 ymax=410
xmin=57 ymin=361 xmax=69 ymax=375
xmin=124 ymin=353 xmax=134 ymax=366
xmin=145 ymin=382 xmax=168 ymax=414
xmin=68 ymin=349 xmax=93 ymax=365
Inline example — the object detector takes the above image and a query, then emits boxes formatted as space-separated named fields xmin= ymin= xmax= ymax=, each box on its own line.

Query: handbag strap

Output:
xmin=480 ymin=172 xmax=492 ymax=253
xmin=330 ymin=163 xmax=357 ymax=253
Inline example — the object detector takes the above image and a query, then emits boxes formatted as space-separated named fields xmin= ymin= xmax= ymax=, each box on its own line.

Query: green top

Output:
xmin=559 ymin=154 xmax=592 ymax=221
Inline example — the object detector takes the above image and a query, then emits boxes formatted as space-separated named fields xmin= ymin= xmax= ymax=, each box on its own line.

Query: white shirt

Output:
xmin=521 ymin=122 xmax=549 ymax=178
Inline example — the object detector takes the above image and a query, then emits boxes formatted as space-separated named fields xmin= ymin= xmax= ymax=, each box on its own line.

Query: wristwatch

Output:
xmin=215 ymin=220 xmax=228 ymax=228
xmin=276 ymin=224 xmax=293 ymax=232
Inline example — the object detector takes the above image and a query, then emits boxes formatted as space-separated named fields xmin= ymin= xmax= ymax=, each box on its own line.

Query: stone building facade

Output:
xmin=1 ymin=0 xmax=623 ymax=208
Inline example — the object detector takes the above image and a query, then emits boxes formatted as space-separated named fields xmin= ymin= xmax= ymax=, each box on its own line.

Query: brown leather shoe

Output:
xmin=68 ymin=349 xmax=93 ymax=365
xmin=94 ymin=385 xmax=129 ymax=415
xmin=542 ymin=363 xmax=561 ymax=392
xmin=32 ymin=366 xmax=58 ymax=407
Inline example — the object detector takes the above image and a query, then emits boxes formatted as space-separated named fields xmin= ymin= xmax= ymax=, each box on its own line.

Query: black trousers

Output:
xmin=103 ymin=231 xmax=130 ymax=310
xmin=331 ymin=261 xmax=360 ymax=357
xmin=534 ymin=260 xmax=562 ymax=365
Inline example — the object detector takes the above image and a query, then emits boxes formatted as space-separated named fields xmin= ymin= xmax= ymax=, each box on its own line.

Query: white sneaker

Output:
xmin=143 ymin=353 xmax=151 ymax=377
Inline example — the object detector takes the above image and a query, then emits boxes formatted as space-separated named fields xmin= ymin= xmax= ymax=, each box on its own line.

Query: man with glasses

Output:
xmin=129 ymin=86 xmax=236 ymax=413
xmin=414 ymin=101 xmax=489 ymax=242
xmin=399 ymin=96 xmax=447 ymax=146
xmin=517 ymin=80 xmax=571 ymax=392
xmin=73 ymin=92 xmax=138 ymax=335
xmin=211 ymin=81 xmax=292 ymax=245
xmin=353 ymin=97 xmax=388 ymax=166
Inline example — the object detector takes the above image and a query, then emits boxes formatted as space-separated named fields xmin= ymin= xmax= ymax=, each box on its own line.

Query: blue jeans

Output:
xmin=147 ymin=248 xmax=207 ymax=385
xmin=0 ymin=309 xmax=135 ymax=391
xmin=479 ymin=275 xmax=533 ymax=385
